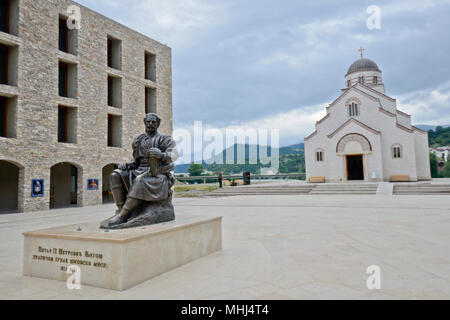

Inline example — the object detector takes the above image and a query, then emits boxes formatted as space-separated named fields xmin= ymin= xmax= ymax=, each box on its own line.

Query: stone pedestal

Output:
xmin=23 ymin=215 xmax=222 ymax=291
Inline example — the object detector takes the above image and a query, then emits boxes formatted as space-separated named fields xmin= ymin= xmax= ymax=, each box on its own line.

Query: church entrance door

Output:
xmin=346 ymin=155 xmax=364 ymax=181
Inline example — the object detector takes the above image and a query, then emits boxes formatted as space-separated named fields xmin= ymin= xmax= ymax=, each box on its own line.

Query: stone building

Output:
xmin=305 ymin=55 xmax=431 ymax=183
xmin=0 ymin=0 xmax=172 ymax=213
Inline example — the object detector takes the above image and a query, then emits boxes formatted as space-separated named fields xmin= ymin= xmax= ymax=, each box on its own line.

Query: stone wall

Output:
xmin=0 ymin=0 xmax=172 ymax=213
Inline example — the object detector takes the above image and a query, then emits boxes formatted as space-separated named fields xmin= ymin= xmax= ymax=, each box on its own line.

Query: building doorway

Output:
xmin=102 ymin=164 xmax=118 ymax=203
xmin=346 ymin=155 xmax=364 ymax=181
xmin=0 ymin=160 xmax=19 ymax=213
xmin=50 ymin=163 xmax=78 ymax=209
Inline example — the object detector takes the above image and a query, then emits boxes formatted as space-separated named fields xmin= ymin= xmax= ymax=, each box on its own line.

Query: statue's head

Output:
xmin=144 ymin=113 xmax=161 ymax=134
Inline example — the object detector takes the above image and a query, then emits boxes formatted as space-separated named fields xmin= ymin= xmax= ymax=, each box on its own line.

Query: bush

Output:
xmin=430 ymin=153 xmax=441 ymax=178
xmin=442 ymin=160 xmax=450 ymax=178
xmin=188 ymin=163 xmax=205 ymax=177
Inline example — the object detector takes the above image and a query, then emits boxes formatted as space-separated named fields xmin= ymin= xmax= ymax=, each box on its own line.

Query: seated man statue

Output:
xmin=100 ymin=113 xmax=178 ymax=229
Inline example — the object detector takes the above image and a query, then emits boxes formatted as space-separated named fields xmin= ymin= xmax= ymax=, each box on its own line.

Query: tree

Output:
xmin=442 ymin=159 xmax=450 ymax=178
xmin=430 ymin=153 xmax=439 ymax=178
xmin=188 ymin=163 xmax=204 ymax=177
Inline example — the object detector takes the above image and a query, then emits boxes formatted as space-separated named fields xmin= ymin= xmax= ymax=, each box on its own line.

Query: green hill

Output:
xmin=428 ymin=126 xmax=450 ymax=148
xmin=204 ymin=143 xmax=305 ymax=175
xmin=279 ymin=143 xmax=304 ymax=155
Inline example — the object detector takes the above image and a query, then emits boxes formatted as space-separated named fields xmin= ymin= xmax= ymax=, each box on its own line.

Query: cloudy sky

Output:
xmin=79 ymin=0 xmax=450 ymax=147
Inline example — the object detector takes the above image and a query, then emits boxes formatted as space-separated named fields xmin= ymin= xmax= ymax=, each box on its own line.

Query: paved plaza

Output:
xmin=1 ymin=190 xmax=450 ymax=300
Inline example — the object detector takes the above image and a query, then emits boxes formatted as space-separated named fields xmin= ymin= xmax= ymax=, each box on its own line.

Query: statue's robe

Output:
xmin=115 ymin=132 xmax=178 ymax=202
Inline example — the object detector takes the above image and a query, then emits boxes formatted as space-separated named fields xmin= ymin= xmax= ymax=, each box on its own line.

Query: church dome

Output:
xmin=346 ymin=58 xmax=381 ymax=76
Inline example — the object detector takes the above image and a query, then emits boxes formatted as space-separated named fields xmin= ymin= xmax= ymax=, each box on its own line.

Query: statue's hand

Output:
xmin=118 ymin=163 xmax=129 ymax=171
xmin=148 ymin=148 xmax=164 ymax=160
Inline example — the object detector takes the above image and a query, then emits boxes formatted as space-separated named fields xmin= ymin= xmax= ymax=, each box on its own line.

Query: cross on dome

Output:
xmin=358 ymin=47 xmax=365 ymax=59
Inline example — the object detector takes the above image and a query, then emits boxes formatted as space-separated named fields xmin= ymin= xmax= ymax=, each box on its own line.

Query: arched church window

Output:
xmin=373 ymin=76 xmax=378 ymax=84
xmin=358 ymin=76 xmax=364 ymax=84
xmin=392 ymin=145 xmax=402 ymax=159
xmin=348 ymin=102 xmax=359 ymax=117
xmin=347 ymin=80 xmax=351 ymax=88
xmin=316 ymin=149 xmax=324 ymax=162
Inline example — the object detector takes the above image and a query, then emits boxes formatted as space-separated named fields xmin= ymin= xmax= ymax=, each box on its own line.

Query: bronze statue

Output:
xmin=100 ymin=113 xmax=178 ymax=229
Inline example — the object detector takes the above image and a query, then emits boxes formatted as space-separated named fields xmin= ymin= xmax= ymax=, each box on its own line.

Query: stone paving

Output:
xmin=1 ymin=192 xmax=450 ymax=300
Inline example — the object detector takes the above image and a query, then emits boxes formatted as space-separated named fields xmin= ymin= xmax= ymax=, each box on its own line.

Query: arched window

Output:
xmin=373 ymin=76 xmax=378 ymax=84
xmin=348 ymin=102 xmax=359 ymax=117
xmin=316 ymin=149 xmax=324 ymax=162
xmin=358 ymin=76 xmax=364 ymax=84
xmin=347 ymin=80 xmax=351 ymax=88
xmin=392 ymin=144 xmax=402 ymax=159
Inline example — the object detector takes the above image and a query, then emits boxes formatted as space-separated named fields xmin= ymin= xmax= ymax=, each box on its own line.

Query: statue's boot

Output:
xmin=100 ymin=214 xmax=127 ymax=229
xmin=100 ymin=198 xmax=143 ymax=229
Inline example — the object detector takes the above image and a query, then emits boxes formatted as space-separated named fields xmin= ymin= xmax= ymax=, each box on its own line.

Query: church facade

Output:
xmin=305 ymin=57 xmax=431 ymax=183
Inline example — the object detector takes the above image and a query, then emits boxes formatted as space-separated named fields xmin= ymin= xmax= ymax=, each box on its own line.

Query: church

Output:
xmin=305 ymin=52 xmax=431 ymax=183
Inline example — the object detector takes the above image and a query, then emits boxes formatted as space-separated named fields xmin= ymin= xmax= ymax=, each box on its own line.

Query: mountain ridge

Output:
xmin=175 ymin=142 xmax=304 ymax=173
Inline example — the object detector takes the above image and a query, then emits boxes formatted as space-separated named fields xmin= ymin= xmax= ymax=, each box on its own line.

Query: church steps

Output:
xmin=208 ymin=185 xmax=315 ymax=196
xmin=208 ymin=193 xmax=312 ymax=196
xmin=308 ymin=184 xmax=378 ymax=195
xmin=215 ymin=190 xmax=313 ymax=193
xmin=205 ymin=184 xmax=450 ymax=197
xmin=215 ymin=190 xmax=314 ymax=193
xmin=394 ymin=193 xmax=450 ymax=195
xmin=309 ymin=186 xmax=377 ymax=189
xmin=211 ymin=189 xmax=314 ymax=193
xmin=207 ymin=184 xmax=379 ymax=196
xmin=309 ymin=190 xmax=377 ymax=194
xmin=393 ymin=184 xmax=450 ymax=195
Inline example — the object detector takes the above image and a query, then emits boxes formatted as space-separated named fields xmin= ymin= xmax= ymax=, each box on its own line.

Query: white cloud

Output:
xmin=174 ymin=102 xmax=326 ymax=148
xmin=78 ymin=0 xmax=226 ymax=48
xmin=229 ymin=15 xmax=363 ymax=69
xmin=122 ymin=0 xmax=225 ymax=48
xmin=224 ymin=104 xmax=325 ymax=141
xmin=222 ymin=0 xmax=450 ymax=69
xmin=382 ymin=0 xmax=450 ymax=16
xmin=397 ymin=81 xmax=450 ymax=125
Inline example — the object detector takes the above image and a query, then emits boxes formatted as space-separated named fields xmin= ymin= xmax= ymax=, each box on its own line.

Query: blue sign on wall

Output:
xmin=87 ymin=179 xmax=99 ymax=190
xmin=31 ymin=179 xmax=44 ymax=197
